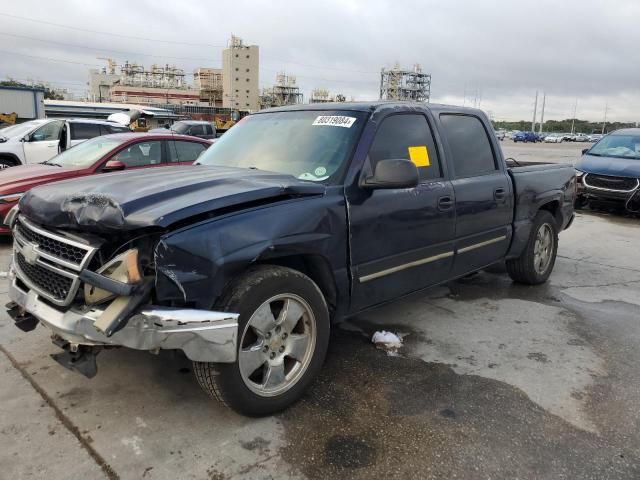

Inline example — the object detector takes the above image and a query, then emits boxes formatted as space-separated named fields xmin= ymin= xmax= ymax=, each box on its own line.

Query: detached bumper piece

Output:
xmin=50 ymin=337 xmax=101 ymax=378
xmin=6 ymin=301 xmax=39 ymax=332
xmin=9 ymin=274 xmax=240 ymax=368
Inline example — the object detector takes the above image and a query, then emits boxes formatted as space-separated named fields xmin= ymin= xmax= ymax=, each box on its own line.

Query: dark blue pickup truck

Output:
xmin=6 ymin=102 xmax=576 ymax=415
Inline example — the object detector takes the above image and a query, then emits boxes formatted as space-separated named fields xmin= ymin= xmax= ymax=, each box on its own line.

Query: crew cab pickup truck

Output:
xmin=6 ymin=102 xmax=576 ymax=416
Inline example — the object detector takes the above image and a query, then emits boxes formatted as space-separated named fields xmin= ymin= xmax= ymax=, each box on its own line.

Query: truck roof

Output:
xmin=260 ymin=101 xmax=485 ymax=116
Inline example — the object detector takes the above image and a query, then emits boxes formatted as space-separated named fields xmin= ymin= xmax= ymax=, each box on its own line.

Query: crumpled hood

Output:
xmin=19 ymin=165 xmax=326 ymax=232
xmin=0 ymin=164 xmax=83 ymax=194
xmin=576 ymin=154 xmax=640 ymax=178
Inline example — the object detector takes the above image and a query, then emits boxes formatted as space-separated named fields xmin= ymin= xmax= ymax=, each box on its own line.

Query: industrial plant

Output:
xmin=379 ymin=63 xmax=431 ymax=103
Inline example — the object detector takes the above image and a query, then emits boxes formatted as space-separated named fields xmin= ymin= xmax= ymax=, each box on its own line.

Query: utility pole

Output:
xmin=539 ymin=93 xmax=546 ymax=135
xmin=570 ymin=98 xmax=578 ymax=135
xmin=532 ymin=91 xmax=538 ymax=132
xmin=601 ymin=103 xmax=608 ymax=134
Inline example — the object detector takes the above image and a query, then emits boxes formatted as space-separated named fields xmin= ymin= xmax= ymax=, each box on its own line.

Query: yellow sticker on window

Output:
xmin=408 ymin=146 xmax=430 ymax=167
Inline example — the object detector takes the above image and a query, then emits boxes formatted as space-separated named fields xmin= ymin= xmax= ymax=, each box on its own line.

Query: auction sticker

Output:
xmin=312 ymin=115 xmax=356 ymax=128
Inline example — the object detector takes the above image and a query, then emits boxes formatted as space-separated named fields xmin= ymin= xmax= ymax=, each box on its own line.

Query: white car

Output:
xmin=574 ymin=133 xmax=590 ymax=142
xmin=544 ymin=134 xmax=563 ymax=143
xmin=0 ymin=118 xmax=130 ymax=168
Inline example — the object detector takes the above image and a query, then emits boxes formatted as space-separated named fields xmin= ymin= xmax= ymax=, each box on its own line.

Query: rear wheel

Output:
xmin=506 ymin=211 xmax=558 ymax=285
xmin=193 ymin=265 xmax=330 ymax=416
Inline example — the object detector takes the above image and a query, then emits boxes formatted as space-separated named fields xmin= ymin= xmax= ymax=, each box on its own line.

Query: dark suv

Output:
xmin=169 ymin=121 xmax=216 ymax=139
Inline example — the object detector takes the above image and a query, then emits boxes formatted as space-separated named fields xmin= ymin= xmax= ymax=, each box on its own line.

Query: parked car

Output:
xmin=544 ymin=134 xmax=564 ymax=143
xmin=575 ymin=128 xmax=640 ymax=212
xmin=0 ymin=119 xmax=130 ymax=168
xmin=513 ymin=131 xmax=539 ymax=143
xmin=153 ymin=120 xmax=217 ymax=140
xmin=495 ymin=130 xmax=506 ymax=141
xmin=0 ymin=133 xmax=210 ymax=234
xmin=561 ymin=133 xmax=575 ymax=142
xmin=6 ymin=102 xmax=575 ymax=416
xmin=574 ymin=133 xmax=590 ymax=142
xmin=588 ymin=133 xmax=604 ymax=143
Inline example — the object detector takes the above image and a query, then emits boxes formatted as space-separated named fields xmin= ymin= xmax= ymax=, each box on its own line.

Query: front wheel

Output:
xmin=506 ymin=211 xmax=558 ymax=285
xmin=193 ymin=265 xmax=330 ymax=416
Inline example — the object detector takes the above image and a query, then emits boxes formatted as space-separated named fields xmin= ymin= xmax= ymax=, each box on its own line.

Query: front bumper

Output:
xmin=8 ymin=269 xmax=239 ymax=363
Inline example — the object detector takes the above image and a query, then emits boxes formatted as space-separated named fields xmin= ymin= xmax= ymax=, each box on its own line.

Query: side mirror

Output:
xmin=103 ymin=160 xmax=126 ymax=172
xmin=361 ymin=159 xmax=419 ymax=190
xmin=581 ymin=148 xmax=589 ymax=155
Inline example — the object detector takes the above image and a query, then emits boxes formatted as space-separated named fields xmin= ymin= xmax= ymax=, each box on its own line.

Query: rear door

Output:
xmin=69 ymin=122 xmax=102 ymax=146
xmin=437 ymin=113 xmax=513 ymax=276
xmin=167 ymin=140 xmax=209 ymax=165
xmin=347 ymin=112 xmax=456 ymax=312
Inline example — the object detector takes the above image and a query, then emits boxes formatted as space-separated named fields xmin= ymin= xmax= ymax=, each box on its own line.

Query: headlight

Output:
xmin=574 ymin=169 xmax=584 ymax=178
xmin=0 ymin=193 xmax=24 ymax=204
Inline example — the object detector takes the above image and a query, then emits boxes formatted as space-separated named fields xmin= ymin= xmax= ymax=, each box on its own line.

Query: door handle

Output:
xmin=438 ymin=196 xmax=454 ymax=211
xmin=494 ymin=188 xmax=506 ymax=200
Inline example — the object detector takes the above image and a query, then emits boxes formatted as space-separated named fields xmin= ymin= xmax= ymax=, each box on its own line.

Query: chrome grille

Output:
xmin=12 ymin=216 xmax=97 ymax=306
xmin=16 ymin=252 xmax=73 ymax=302
xmin=583 ymin=174 xmax=639 ymax=192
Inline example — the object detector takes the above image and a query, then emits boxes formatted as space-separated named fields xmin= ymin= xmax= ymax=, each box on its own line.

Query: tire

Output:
xmin=0 ymin=157 xmax=17 ymax=169
xmin=506 ymin=211 xmax=558 ymax=285
xmin=193 ymin=265 xmax=330 ymax=416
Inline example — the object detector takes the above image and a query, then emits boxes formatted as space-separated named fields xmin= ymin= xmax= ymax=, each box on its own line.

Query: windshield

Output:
xmin=45 ymin=136 xmax=124 ymax=168
xmin=0 ymin=120 xmax=44 ymax=138
xmin=195 ymin=110 xmax=365 ymax=182
xmin=588 ymin=134 xmax=640 ymax=160
xmin=172 ymin=122 xmax=190 ymax=134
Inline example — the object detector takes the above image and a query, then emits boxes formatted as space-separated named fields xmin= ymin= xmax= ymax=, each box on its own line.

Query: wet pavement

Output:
xmin=1 ymin=208 xmax=639 ymax=478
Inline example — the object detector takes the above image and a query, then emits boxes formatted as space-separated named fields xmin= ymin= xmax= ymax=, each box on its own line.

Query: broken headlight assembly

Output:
xmin=84 ymin=248 xmax=143 ymax=305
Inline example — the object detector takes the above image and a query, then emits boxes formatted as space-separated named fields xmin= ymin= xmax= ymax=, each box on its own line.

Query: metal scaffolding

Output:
xmin=259 ymin=73 xmax=304 ymax=109
xmin=379 ymin=63 xmax=431 ymax=103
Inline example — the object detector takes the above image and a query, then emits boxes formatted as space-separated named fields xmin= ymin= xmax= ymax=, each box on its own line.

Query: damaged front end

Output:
xmin=6 ymin=212 xmax=238 ymax=378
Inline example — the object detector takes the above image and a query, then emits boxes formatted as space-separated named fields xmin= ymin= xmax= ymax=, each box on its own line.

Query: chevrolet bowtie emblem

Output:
xmin=20 ymin=243 xmax=39 ymax=265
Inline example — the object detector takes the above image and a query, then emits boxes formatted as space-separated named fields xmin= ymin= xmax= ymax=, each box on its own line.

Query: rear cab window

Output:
xmin=368 ymin=114 xmax=442 ymax=181
xmin=439 ymin=114 xmax=497 ymax=178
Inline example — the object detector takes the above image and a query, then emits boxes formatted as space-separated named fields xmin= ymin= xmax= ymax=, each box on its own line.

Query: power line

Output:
xmin=0 ymin=32 xmax=215 ymax=62
xmin=0 ymin=49 xmax=101 ymax=67
xmin=0 ymin=12 xmax=381 ymax=76
xmin=0 ymin=12 xmax=227 ymax=47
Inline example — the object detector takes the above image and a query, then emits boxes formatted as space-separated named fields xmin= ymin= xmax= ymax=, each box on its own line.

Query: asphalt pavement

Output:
xmin=1 ymin=141 xmax=639 ymax=479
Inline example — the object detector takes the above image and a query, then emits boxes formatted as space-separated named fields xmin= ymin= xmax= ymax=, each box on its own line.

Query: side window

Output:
xmin=168 ymin=141 xmax=207 ymax=163
xmin=30 ymin=121 xmax=63 ymax=142
xmin=70 ymin=123 xmax=101 ymax=140
xmin=368 ymin=114 xmax=442 ymax=181
xmin=205 ymin=124 xmax=214 ymax=135
xmin=440 ymin=114 xmax=497 ymax=178
xmin=112 ymin=140 xmax=163 ymax=167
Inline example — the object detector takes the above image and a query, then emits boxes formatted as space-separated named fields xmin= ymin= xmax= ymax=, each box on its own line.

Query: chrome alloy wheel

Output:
xmin=533 ymin=223 xmax=554 ymax=274
xmin=238 ymin=294 xmax=317 ymax=397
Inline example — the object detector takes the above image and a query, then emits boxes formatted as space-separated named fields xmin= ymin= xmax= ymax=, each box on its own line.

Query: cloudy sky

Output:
xmin=1 ymin=0 xmax=639 ymax=122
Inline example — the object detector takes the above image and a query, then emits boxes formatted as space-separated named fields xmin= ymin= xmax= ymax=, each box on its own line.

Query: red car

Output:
xmin=0 ymin=133 xmax=211 ymax=234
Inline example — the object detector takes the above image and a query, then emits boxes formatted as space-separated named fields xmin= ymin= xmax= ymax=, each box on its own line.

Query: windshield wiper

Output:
xmin=45 ymin=161 xmax=62 ymax=167
xmin=587 ymin=152 xmax=601 ymax=156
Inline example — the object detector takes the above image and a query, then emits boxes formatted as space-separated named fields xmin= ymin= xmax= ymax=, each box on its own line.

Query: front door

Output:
xmin=22 ymin=121 xmax=64 ymax=164
xmin=437 ymin=113 xmax=513 ymax=276
xmin=347 ymin=112 xmax=456 ymax=312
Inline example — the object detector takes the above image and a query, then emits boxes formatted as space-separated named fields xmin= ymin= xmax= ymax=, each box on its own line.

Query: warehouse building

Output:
xmin=0 ymin=85 xmax=45 ymax=121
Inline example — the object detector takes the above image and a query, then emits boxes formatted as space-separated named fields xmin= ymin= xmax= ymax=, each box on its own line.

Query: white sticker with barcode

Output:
xmin=312 ymin=115 xmax=357 ymax=128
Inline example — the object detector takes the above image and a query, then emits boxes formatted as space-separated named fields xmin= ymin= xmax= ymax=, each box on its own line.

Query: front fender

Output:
xmin=153 ymin=192 xmax=348 ymax=309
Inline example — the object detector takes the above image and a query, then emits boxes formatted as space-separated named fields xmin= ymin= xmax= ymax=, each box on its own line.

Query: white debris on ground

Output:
xmin=372 ymin=331 xmax=404 ymax=355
